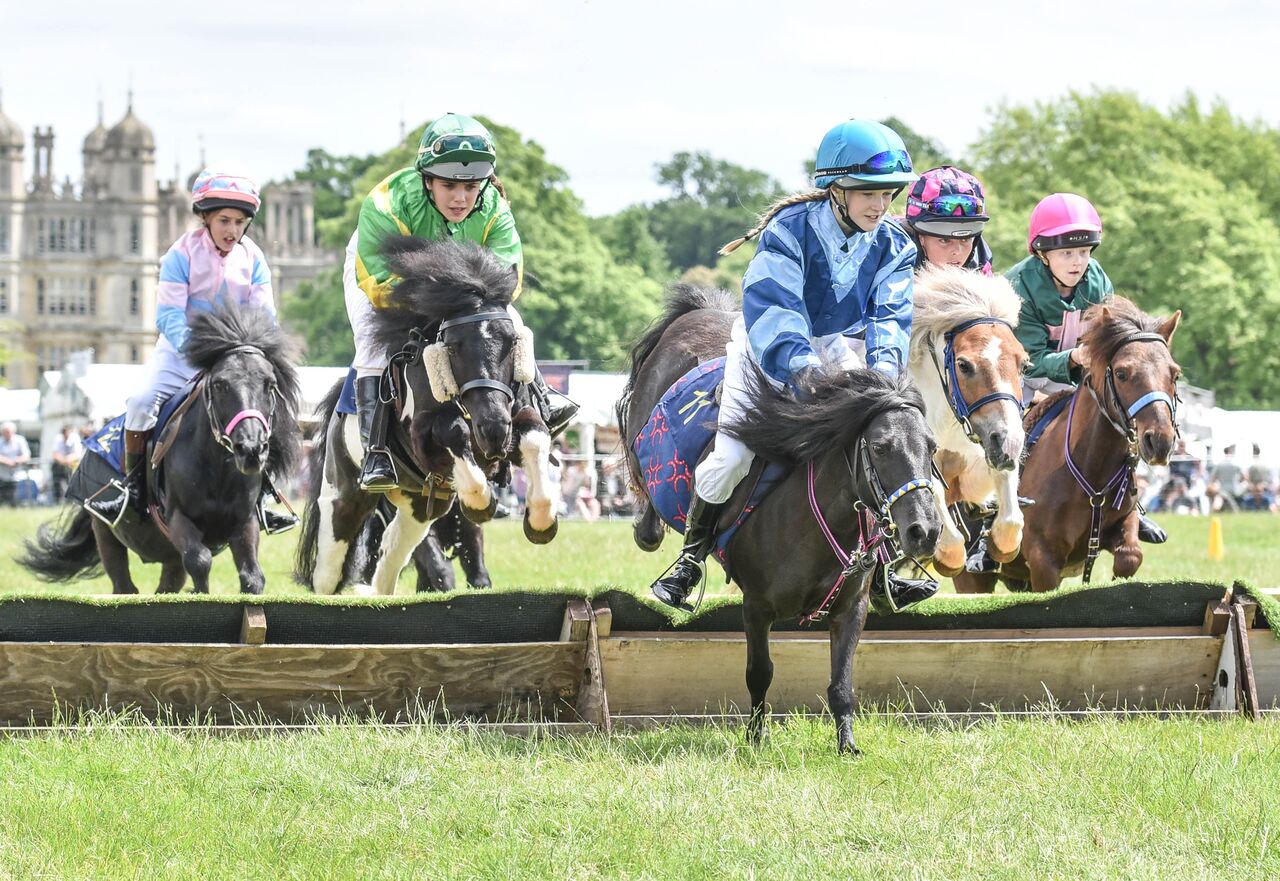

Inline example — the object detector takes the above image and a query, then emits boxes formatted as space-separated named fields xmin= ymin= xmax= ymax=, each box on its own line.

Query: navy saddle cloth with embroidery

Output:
xmin=632 ymin=357 xmax=787 ymax=560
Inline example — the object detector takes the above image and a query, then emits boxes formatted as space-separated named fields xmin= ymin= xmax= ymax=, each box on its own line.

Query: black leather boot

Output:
xmin=872 ymin=566 xmax=940 ymax=613
xmin=1137 ymin=514 xmax=1167 ymax=544
xmin=651 ymin=496 xmax=724 ymax=611
xmin=530 ymin=368 xmax=579 ymax=438
xmin=84 ymin=429 xmax=149 ymax=526
xmin=356 ymin=376 xmax=397 ymax=492
xmin=258 ymin=477 xmax=299 ymax=534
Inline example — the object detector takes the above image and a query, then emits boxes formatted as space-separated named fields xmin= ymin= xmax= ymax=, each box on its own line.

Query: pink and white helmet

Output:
xmin=1028 ymin=192 xmax=1101 ymax=254
xmin=191 ymin=169 xmax=261 ymax=218
xmin=904 ymin=166 xmax=988 ymax=239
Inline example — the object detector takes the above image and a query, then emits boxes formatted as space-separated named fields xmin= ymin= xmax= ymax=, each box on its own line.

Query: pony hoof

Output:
xmin=523 ymin=514 xmax=558 ymax=545
xmin=460 ymin=494 xmax=498 ymax=524
xmin=932 ymin=557 xmax=965 ymax=578
xmin=838 ymin=742 xmax=863 ymax=758
xmin=352 ymin=582 xmax=377 ymax=597
xmin=989 ymin=543 xmax=1021 ymax=564
xmin=468 ymin=577 xmax=493 ymax=590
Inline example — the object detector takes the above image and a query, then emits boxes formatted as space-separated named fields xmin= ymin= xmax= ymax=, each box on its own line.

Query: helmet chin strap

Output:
xmin=829 ymin=189 xmax=857 ymax=233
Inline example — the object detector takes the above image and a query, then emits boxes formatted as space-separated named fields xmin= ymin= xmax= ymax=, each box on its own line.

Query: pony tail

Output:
xmin=489 ymin=175 xmax=508 ymax=200
xmin=719 ymin=189 xmax=829 ymax=255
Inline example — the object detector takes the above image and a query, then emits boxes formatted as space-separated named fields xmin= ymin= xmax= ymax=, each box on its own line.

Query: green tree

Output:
xmin=279 ymin=118 xmax=660 ymax=368
xmin=971 ymin=89 xmax=1280 ymax=407
xmin=643 ymin=152 xmax=783 ymax=271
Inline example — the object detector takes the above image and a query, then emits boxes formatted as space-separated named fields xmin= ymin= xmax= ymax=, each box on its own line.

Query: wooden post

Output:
xmin=240 ymin=605 xmax=267 ymax=646
xmin=574 ymin=604 xmax=612 ymax=733
xmin=1202 ymin=592 xmax=1233 ymax=636
xmin=1232 ymin=604 xmax=1261 ymax=721
xmin=1209 ymin=614 xmax=1238 ymax=712
xmin=559 ymin=599 xmax=592 ymax=644
xmin=592 ymin=600 xmax=612 ymax=638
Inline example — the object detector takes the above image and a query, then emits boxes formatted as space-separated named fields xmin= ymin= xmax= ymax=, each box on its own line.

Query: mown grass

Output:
xmin=1 ymin=713 xmax=1277 ymax=880
xmin=0 ymin=506 xmax=1275 ymax=597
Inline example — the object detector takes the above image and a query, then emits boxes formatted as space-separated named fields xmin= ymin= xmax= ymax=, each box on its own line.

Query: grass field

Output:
xmin=0 ymin=506 xmax=1276 ymax=596
xmin=1 ymin=507 xmax=1277 ymax=879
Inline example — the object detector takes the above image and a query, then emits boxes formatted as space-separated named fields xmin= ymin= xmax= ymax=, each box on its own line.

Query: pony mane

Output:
xmin=908 ymin=265 xmax=1021 ymax=365
xmin=1080 ymin=296 xmax=1170 ymax=389
xmin=183 ymin=303 xmax=302 ymax=478
xmin=370 ymin=237 xmax=518 ymax=353
xmin=1022 ymin=388 xmax=1073 ymax=435
xmin=724 ymin=363 xmax=924 ymax=464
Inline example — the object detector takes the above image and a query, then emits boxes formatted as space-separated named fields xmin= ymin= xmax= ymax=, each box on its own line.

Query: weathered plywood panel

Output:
xmin=1249 ymin=631 xmax=1280 ymax=710
xmin=600 ymin=631 xmax=1220 ymax=715
xmin=0 ymin=642 xmax=584 ymax=726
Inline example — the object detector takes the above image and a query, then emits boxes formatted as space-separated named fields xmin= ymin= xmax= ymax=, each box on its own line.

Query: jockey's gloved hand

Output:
xmin=789 ymin=366 xmax=823 ymax=402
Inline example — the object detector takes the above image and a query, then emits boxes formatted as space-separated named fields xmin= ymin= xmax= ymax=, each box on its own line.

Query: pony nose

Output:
xmin=1142 ymin=429 xmax=1173 ymax=465
xmin=233 ymin=436 xmax=267 ymax=465
xmin=903 ymin=519 xmax=940 ymax=558
xmin=475 ymin=421 xmax=511 ymax=458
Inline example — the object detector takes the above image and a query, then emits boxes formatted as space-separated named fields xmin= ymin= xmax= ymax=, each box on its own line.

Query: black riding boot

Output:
xmin=84 ymin=429 xmax=149 ymax=526
xmin=1137 ymin=514 xmax=1167 ymax=544
xmin=531 ymin=368 xmax=579 ymax=439
xmin=650 ymin=496 xmax=724 ymax=611
xmin=258 ymin=478 xmax=299 ymax=534
xmin=872 ymin=567 xmax=940 ymax=614
xmin=356 ymin=376 xmax=397 ymax=492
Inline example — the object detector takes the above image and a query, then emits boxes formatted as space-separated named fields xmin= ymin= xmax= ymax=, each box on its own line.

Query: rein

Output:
xmin=1065 ymin=331 xmax=1176 ymax=582
xmin=932 ymin=316 xmax=1024 ymax=444
xmin=802 ymin=432 xmax=935 ymax=623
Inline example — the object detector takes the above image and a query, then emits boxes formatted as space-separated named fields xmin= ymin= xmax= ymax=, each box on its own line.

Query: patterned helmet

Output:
xmin=1028 ymin=192 xmax=1102 ymax=254
xmin=191 ymin=169 xmax=260 ymax=218
xmin=904 ymin=166 xmax=989 ymax=239
xmin=415 ymin=113 xmax=497 ymax=181
xmin=813 ymin=120 xmax=918 ymax=190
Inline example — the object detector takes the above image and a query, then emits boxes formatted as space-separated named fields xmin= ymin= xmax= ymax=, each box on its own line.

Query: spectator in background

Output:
xmin=1242 ymin=444 xmax=1277 ymax=512
xmin=49 ymin=424 xmax=83 ymax=502
xmin=0 ymin=421 xmax=32 ymax=506
xmin=574 ymin=463 xmax=601 ymax=522
xmin=1206 ymin=444 xmax=1243 ymax=513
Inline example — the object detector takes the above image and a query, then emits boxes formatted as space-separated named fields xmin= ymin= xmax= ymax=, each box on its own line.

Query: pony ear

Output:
xmin=513 ymin=326 xmax=536 ymax=384
xmin=423 ymin=342 xmax=459 ymax=401
xmin=1159 ymin=310 xmax=1182 ymax=343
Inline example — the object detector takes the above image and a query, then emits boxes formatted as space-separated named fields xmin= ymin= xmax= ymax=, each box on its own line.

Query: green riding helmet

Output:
xmin=415 ymin=113 xmax=498 ymax=181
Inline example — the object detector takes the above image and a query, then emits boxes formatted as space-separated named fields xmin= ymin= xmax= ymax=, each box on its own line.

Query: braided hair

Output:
xmin=719 ymin=189 xmax=830 ymax=255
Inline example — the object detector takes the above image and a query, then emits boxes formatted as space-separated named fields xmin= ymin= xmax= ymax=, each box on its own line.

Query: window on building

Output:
xmin=130 ymin=345 xmax=140 ymax=364
xmin=36 ymin=279 xmax=44 ymax=314
xmin=89 ymin=279 xmax=97 ymax=316
xmin=89 ymin=218 xmax=96 ymax=252
xmin=0 ymin=215 xmax=8 ymax=254
xmin=57 ymin=218 xmax=67 ymax=251
xmin=0 ymin=279 xmax=6 ymax=313
xmin=130 ymin=280 xmax=140 ymax=316
xmin=130 ymin=219 xmax=140 ymax=254
xmin=37 ymin=219 xmax=46 ymax=253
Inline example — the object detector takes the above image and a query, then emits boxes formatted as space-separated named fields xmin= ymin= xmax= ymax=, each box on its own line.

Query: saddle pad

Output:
xmin=633 ymin=357 xmax=787 ymax=557
xmin=1025 ymin=394 xmax=1071 ymax=452
xmin=337 ymin=367 xmax=357 ymax=415
xmin=78 ymin=375 xmax=203 ymax=479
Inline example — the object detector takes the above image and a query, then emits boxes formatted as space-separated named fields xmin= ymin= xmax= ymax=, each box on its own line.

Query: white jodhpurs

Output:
xmin=345 ymin=229 xmax=529 ymax=379
xmin=124 ymin=343 xmax=199 ymax=432
xmin=693 ymin=316 xmax=866 ymax=504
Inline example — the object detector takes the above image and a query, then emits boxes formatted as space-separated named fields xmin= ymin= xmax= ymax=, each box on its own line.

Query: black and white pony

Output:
xmin=295 ymin=237 xmax=558 ymax=595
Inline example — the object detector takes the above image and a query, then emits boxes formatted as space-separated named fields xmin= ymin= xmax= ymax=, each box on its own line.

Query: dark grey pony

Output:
xmin=20 ymin=305 xmax=301 ymax=594
xmin=354 ymin=498 xmax=491 ymax=592
xmin=295 ymin=237 xmax=556 ymax=596
xmin=618 ymin=285 xmax=942 ymax=754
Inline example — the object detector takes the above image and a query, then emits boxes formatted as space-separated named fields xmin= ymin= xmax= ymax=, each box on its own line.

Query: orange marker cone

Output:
xmin=1208 ymin=516 xmax=1225 ymax=562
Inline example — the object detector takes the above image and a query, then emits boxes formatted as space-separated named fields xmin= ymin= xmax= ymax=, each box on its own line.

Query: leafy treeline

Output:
xmin=279 ymin=91 xmax=1280 ymax=406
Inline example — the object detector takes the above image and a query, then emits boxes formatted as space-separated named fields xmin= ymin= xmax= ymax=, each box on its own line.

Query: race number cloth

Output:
xmin=632 ymin=357 xmax=787 ymax=562
xmin=337 ymin=367 xmax=358 ymax=415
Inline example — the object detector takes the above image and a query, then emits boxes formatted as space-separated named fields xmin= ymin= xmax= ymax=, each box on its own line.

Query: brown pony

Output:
xmin=953 ymin=297 xmax=1181 ymax=593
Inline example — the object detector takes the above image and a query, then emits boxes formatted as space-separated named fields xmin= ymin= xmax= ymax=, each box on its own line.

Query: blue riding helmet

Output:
xmin=813 ymin=120 xmax=919 ymax=190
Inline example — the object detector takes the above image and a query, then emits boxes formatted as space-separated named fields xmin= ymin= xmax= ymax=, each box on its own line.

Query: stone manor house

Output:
xmin=0 ymin=95 xmax=333 ymax=389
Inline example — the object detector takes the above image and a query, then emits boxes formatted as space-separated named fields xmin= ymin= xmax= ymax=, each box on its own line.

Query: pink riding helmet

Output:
xmin=191 ymin=169 xmax=261 ymax=218
xmin=1027 ymin=192 xmax=1101 ymax=254
xmin=904 ymin=166 xmax=989 ymax=239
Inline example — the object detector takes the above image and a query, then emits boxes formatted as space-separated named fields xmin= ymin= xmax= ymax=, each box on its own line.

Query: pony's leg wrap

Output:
xmin=519 ymin=427 xmax=557 ymax=533
xmin=932 ymin=483 xmax=968 ymax=573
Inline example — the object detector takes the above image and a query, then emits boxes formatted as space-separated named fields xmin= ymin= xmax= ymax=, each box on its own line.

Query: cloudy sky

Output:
xmin=2 ymin=0 xmax=1275 ymax=215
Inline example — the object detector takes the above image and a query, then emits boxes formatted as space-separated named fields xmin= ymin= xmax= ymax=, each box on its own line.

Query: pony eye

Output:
xmin=1115 ymin=369 xmax=1129 ymax=382
xmin=956 ymin=359 xmax=976 ymax=377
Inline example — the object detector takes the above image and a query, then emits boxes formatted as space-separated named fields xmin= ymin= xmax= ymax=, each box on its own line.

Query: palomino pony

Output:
xmin=953 ymin=297 xmax=1181 ymax=593
xmin=20 ymin=305 xmax=301 ymax=594
xmin=907 ymin=265 xmax=1028 ymax=574
xmin=295 ymin=237 xmax=558 ymax=596
xmin=619 ymin=286 xmax=941 ymax=754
